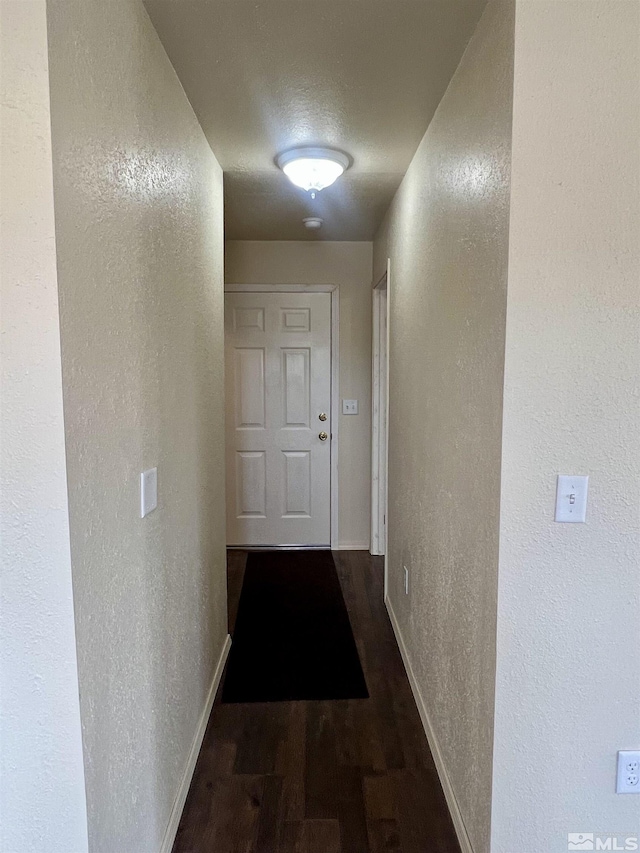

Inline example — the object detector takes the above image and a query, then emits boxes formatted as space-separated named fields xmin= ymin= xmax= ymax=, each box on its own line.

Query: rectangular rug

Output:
xmin=221 ymin=550 xmax=369 ymax=703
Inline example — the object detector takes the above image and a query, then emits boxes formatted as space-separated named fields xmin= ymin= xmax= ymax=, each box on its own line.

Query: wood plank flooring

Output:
xmin=172 ymin=550 xmax=460 ymax=853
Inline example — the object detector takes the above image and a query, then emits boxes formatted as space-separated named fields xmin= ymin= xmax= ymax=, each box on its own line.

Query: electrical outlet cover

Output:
xmin=616 ymin=750 xmax=640 ymax=793
xmin=140 ymin=467 xmax=158 ymax=518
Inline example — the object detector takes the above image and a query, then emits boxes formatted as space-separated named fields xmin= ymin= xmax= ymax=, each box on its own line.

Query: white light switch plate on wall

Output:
xmin=555 ymin=474 xmax=588 ymax=522
xmin=342 ymin=399 xmax=358 ymax=415
xmin=140 ymin=467 xmax=158 ymax=518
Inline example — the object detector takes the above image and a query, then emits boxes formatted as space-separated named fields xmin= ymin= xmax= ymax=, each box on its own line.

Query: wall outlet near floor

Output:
xmin=140 ymin=467 xmax=158 ymax=518
xmin=403 ymin=565 xmax=409 ymax=595
xmin=617 ymin=751 xmax=640 ymax=793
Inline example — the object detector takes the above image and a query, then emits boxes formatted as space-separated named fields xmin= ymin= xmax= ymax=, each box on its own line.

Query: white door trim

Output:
xmin=225 ymin=283 xmax=340 ymax=550
xmin=371 ymin=263 xmax=390 ymax=586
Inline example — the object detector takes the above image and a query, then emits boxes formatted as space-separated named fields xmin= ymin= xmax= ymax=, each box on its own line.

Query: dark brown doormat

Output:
xmin=221 ymin=550 xmax=369 ymax=703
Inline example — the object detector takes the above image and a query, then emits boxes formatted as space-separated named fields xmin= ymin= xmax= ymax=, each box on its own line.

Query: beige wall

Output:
xmin=225 ymin=240 xmax=373 ymax=549
xmin=46 ymin=0 xmax=228 ymax=849
xmin=373 ymin=2 xmax=515 ymax=851
xmin=0 ymin=2 xmax=88 ymax=849
xmin=492 ymin=2 xmax=640 ymax=850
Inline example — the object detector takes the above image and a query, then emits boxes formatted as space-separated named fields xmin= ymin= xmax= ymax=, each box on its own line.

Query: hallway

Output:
xmin=5 ymin=1 xmax=639 ymax=850
xmin=173 ymin=552 xmax=460 ymax=853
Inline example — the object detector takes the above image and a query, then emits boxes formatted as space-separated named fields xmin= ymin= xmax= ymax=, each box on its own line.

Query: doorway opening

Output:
xmin=224 ymin=284 xmax=340 ymax=549
xmin=371 ymin=265 xmax=389 ymax=585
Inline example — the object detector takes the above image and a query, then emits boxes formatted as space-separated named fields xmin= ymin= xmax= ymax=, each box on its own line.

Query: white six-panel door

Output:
xmin=225 ymin=292 xmax=332 ymax=546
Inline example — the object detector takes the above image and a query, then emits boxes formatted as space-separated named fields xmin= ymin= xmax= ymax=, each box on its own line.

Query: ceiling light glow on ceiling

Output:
xmin=277 ymin=147 xmax=350 ymax=197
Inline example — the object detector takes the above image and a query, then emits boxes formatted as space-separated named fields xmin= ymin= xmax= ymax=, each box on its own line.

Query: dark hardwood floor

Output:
xmin=172 ymin=550 xmax=460 ymax=853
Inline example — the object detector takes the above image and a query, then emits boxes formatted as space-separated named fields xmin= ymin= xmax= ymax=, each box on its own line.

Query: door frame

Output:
xmin=371 ymin=263 xmax=390 ymax=582
xmin=225 ymin=283 xmax=340 ymax=550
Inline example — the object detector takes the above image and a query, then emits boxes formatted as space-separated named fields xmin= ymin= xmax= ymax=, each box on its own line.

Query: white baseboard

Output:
xmin=336 ymin=542 xmax=370 ymax=551
xmin=385 ymin=596 xmax=474 ymax=853
xmin=159 ymin=633 xmax=232 ymax=853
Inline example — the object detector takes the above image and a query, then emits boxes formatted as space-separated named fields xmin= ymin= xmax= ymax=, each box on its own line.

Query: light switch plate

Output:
xmin=555 ymin=474 xmax=588 ymax=523
xmin=140 ymin=468 xmax=158 ymax=518
xmin=342 ymin=399 xmax=358 ymax=415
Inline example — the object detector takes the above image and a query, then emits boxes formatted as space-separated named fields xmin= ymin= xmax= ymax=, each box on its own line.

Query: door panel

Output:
xmin=235 ymin=348 xmax=265 ymax=428
xmin=225 ymin=292 xmax=331 ymax=546
xmin=280 ymin=307 xmax=310 ymax=332
xmin=282 ymin=348 xmax=310 ymax=428
xmin=282 ymin=451 xmax=311 ymax=517
xmin=235 ymin=451 xmax=267 ymax=517
xmin=233 ymin=306 xmax=265 ymax=331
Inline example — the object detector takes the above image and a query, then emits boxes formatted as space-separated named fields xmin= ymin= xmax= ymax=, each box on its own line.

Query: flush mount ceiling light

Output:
xmin=277 ymin=147 xmax=350 ymax=198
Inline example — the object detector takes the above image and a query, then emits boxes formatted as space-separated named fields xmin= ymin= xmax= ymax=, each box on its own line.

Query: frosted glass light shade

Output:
xmin=277 ymin=147 xmax=350 ymax=193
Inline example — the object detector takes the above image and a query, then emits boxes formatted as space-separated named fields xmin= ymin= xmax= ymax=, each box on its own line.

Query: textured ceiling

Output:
xmin=144 ymin=0 xmax=488 ymax=240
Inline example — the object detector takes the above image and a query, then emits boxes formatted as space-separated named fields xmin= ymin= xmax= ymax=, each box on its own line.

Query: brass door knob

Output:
xmin=319 ymin=431 xmax=328 ymax=441
xmin=319 ymin=412 xmax=327 ymax=422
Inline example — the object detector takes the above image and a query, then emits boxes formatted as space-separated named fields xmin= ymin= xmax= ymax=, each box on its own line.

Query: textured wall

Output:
xmin=0 ymin=1 xmax=88 ymax=849
xmin=46 ymin=0 xmax=227 ymax=850
xmin=373 ymin=2 xmax=514 ymax=850
xmin=225 ymin=240 xmax=373 ymax=549
xmin=491 ymin=2 xmax=640 ymax=850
